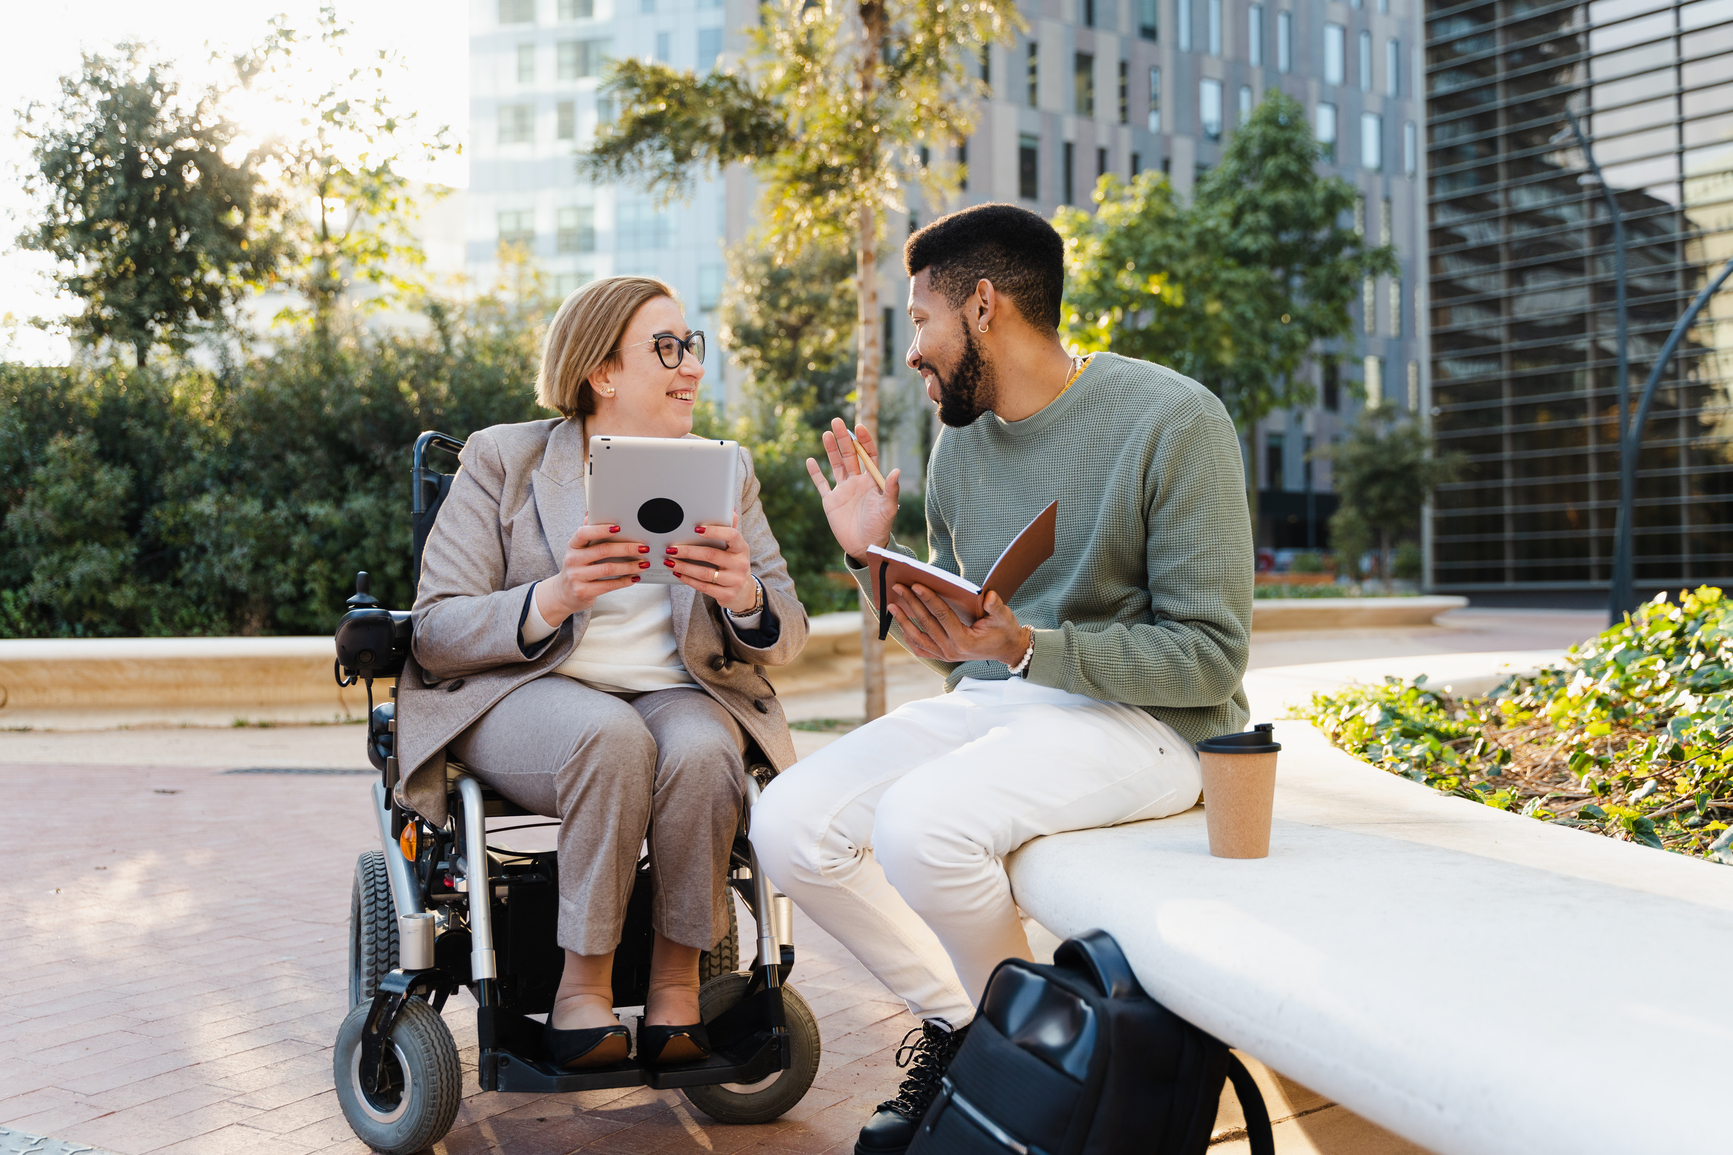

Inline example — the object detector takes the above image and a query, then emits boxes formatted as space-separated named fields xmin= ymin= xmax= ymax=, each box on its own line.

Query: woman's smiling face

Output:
xmin=590 ymin=294 xmax=704 ymax=439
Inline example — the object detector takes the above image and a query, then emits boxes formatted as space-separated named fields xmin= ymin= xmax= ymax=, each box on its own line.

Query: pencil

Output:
xmin=849 ymin=432 xmax=887 ymax=493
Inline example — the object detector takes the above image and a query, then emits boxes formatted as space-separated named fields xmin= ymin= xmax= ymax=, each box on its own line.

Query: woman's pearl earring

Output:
xmin=599 ymin=387 xmax=615 ymax=397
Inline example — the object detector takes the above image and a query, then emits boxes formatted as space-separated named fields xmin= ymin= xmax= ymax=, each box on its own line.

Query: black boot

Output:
xmin=855 ymin=1019 xmax=970 ymax=1155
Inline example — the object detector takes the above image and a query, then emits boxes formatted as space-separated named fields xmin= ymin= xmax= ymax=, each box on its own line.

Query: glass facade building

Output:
xmin=1426 ymin=0 xmax=1733 ymax=597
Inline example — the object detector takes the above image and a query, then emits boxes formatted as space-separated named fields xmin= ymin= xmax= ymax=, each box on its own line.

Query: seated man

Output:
xmin=749 ymin=203 xmax=1252 ymax=1154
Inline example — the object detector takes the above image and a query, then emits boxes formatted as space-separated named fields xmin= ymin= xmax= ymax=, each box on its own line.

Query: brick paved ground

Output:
xmin=0 ymin=757 xmax=919 ymax=1155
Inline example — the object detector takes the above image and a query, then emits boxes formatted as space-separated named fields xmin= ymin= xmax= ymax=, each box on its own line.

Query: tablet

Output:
xmin=586 ymin=435 xmax=739 ymax=585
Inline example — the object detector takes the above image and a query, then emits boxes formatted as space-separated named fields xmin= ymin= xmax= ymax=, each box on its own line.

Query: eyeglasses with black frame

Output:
xmin=620 ymin=330 xmax=705 ymax=369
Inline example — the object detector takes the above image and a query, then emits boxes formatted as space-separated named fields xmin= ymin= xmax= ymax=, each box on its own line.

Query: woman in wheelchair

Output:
xmin=395 ymin=275 xmax=807 ymax=1071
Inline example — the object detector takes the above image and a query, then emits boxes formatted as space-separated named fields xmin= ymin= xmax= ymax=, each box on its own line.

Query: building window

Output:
xmin=1075 ymin=53 xmax=1095 ymax=117
xmin=1098 ymin=146 xmax=1109 ymax=178
xmin=1084 ymin=0 xmax=1096 ymax=26
xmin=640 ymin=0 xmax=653 ymax=10
xmin=617 ymin=202 xmax=671 ymax=249
xmin=556 ymin=100 xmax=575 ymax=140
xmin=498 ymin=103 xmax=533 ymax=144
xmin=1316 ymin=102 xmax=1336 ymax=161
xmin=1276 ymin=12 xmax=1292 ymax=72
xmin=1363 ymin=276 xmax=1376 ymax=334
xmin=1323 ymin=358 xmax=1340 ymax=410
xmin=1364 ymin=355 xmax=1384 ymax=408
xmin=1019 ymin=133 xmax=1040 ymax=198
xmin=556 ymin=206 xmax=594 ymax=252
xmin=1148 ymin=67 xmax=1161 ymax=132
xmin=1063 ymin=141 xmax=1076 ymax=204
xmin=1200 ymin=78 xmax=1223 ymax=142
xmin=1361 ymin=112 xmax=1382 ymax=170
xmin=655 ymin=31 xmax=670 ymax=62
xmin=1027 ymin=42 xmax=1039 ymax=108
xmin=1119 ymin=60 xmax=1129 ymax=124
xmin=498 ymin=209 xmax=535 ymax=249
xmin=554 ymin=272 xmax=588 ymax=296
xmin=1248 ymin=5 xmax=1263 ymax=66
xmin=1406 ymin=360 xmax=1419 ymax=411
xmin=1239 ymin=84 xmax=1253 ymax=125
xmin=1354 ymin=193 xmax=1365 ymax=235
xmin=1207 ymin=0 xmax=1222 ymax=55
xmin=981 ymin=46 xmax=991 ymax=94
xmin=1357 ymin=30 xmax=1371 ymax=92
xmin=517 ymin=43 xmax=536 ymax=83
xmin=700 ymin=264 xmax=723 ymax=312
xmin=1132 ymin=151 xmax=1142 ymax=176
xmin=1266 ymin=433 xmax=1286 ymax=491
xmin=883 ymin=307 xmax=897 ymax=372
xmin=1404 ymin=121 xmax=1417 ymax=177
xmin=958 ymin=140 xmax=969 ymax=191
xmin=698 ymin=27 xmax=723 ymax=72
xmin=558 ymin=0 xmax=593 ymax=17
xmin=1178 ymin=0 xmax=1191 ymax=51
xmin=1390 ymin=276 xmax=1403 ymax=338
xmin=1139 ymin=0 xmax=1157 ymax=40
xmin=1386 ymin=38 xmax=1400 ymax=97
xmin=1324 ymin=25 xmax=1344 ymax=86
xmin=558 ymin=39 xmax=610 ymax=79
xmin=499 ymin=0 xmax=535 ymax=23
xmin=1380 ymin=197 xmax=1392 ymax=244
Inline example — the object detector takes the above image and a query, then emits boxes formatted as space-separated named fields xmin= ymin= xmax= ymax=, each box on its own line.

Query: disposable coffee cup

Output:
xmin=1195 ymin=723 xmax=1281 ymax=859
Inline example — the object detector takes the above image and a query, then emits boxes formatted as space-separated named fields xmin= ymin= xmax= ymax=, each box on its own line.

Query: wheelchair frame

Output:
xmin=333 ymin=431 xmax=815 ymax=1147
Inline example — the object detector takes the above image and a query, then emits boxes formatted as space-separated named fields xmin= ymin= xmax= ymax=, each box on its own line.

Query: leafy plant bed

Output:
xmin=1253 ymin=583 xmax=1420 ymax=599
xmin=1300 ymin=586 xmax=1733 ymax=863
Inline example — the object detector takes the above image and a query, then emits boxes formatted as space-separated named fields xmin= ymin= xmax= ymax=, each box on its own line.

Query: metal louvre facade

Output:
xmin=1425 ymin=0 xmax=1733 ymax=597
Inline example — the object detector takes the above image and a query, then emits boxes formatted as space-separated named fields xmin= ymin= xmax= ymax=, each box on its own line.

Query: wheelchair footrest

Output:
xmin=490 ymin=1031 xmax=783 ymax=1093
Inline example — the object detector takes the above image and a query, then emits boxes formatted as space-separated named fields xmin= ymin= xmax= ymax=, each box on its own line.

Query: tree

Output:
xmin=1056 ymin=91 xmax=1396 ymax=518
xmin=246 ymin=7 xmax=457 ymax=336
xmin=583 ymin=0 xmax=1017 ymax=720
xmin=1325 ymin=414 xmax=1462 ymax=590
xmin=718 ymin=235 xmax=859 ymax=430
xmin=18 ymin=43 xmax=283 ymax=366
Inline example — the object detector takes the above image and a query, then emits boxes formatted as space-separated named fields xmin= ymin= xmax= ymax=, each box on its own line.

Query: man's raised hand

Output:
xmin=805 ymin=418 xmax=901 ymax=562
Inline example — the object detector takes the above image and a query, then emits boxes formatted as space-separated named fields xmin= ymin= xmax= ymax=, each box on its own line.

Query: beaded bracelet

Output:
xmin=1007 ymin=627 xmax=1035 ymax=676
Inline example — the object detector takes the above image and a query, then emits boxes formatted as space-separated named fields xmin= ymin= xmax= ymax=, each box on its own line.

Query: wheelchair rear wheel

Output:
xmin=681 ymin=973 xmax=820 ymax=1124
xmin=699 ymin=895 xmax=740 ymax=981
xmin=334 ymin=998 xmax=461 ymax=1155
xmin=350 ymin=851 xmax=399 ymax=1006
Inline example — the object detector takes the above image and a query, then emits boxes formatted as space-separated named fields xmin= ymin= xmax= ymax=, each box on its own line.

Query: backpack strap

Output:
xmin=1053 ymin=929 xmax=1143 ymax=998
xmin=1224 ymin=1052 xmax=1276 ymax=1155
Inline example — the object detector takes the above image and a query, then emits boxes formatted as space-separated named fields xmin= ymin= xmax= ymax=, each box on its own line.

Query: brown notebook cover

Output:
xmin=864 ymin=501 xmax=1058 ymax=625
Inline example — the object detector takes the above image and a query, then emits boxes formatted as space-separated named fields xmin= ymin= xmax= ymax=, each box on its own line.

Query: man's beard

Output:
xmin=933 ymin=326 xmax=996 ymax=428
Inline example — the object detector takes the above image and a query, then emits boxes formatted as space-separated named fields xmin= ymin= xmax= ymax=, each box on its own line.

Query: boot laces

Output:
xmin=877 ymin=1021 xmax=964 ymax=1119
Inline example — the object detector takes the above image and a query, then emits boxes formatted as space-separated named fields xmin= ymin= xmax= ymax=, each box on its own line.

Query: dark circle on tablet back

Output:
xmin=638 ymin=497 xmax=685 ymax=534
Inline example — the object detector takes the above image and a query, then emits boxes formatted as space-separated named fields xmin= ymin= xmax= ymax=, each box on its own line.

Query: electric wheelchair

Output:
xmin=330 ymin=432 xmax=821 ymax=1154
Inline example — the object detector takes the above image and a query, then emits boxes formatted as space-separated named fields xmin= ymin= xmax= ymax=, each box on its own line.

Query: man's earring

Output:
xmin=979 ymin=321 xmax=989 ymax=333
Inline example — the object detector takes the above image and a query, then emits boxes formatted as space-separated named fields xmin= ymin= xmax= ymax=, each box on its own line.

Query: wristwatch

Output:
xmin=726 ymin=576 xmax=765 ymax=618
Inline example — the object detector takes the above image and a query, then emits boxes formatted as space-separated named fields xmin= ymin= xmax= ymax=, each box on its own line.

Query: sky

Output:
xmin=0 ymin=0 xmax=469 ymax=363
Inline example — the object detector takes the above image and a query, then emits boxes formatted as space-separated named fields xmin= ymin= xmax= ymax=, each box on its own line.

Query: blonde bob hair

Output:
xmin=536 ymin=275 xmax=677 ymax=418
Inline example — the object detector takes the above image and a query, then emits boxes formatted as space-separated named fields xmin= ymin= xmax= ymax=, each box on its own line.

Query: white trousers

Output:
xmin=750 ymin=677 xmax=1201 ymax=1027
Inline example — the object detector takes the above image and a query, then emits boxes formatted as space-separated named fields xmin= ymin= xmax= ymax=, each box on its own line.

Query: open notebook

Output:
xmin=864 ymin=501 xmax=1058 ymax=627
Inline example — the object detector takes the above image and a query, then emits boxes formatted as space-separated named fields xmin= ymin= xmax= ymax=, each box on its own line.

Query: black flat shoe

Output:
xmin=543 ymin=1021 xmax=631 ymax=1069
xmin=636 ymin=1019 xmax=711 ymax=1067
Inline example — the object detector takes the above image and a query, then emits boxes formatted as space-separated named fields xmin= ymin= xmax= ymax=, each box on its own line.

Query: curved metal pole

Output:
xmin=1608 ymin=254 xmax=1733 ymax=618
xmin=1563 ymin=109 xmax=1630 ymax=624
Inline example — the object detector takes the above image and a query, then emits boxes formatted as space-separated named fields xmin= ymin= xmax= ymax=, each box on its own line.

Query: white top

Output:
xmin=520 ymin=582 xmax=760 ymax=694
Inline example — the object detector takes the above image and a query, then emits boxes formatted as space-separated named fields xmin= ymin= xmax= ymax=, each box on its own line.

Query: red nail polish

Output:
xmin=610 ymin=525 xmax=621 ymax=533
xmin=694 ymin=525 xmax=706 ymax=534
xmin=664 ymin=559 xmax=675 ymax=568
xmin=666 ymin=546 xmax=678 ymax=555
xmin=638 ymin=544 xmax=649 ymax=553
xmin=631 ymin=576 xmax=641 ymax=583
xmin=639 ymin=561 xmax=650 ymax=569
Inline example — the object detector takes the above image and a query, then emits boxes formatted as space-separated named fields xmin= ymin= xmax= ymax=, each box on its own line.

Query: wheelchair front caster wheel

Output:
xmin=681 ymin=973 xmax=821 ymax=1124
xmin=334 ymin=998 xmax=461 ymax=1155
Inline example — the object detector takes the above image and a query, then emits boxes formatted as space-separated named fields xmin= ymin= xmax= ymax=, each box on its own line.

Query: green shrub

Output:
xmin=1289 ymin=550 xmax=1326 ymax=574
xmin=1301 ymin=586 xmax=1733 ymax=862
xmin=1393 ymin=540 xmax=1423 ymax=582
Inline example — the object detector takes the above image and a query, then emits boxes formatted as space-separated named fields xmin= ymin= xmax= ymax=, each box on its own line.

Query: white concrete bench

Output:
xmin=1007 ymin=722 xmax=1733 ymax=1155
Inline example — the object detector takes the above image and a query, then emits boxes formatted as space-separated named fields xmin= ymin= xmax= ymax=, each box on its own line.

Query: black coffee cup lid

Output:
xmin=1196 ymin=722 xmax=1281 ymax=754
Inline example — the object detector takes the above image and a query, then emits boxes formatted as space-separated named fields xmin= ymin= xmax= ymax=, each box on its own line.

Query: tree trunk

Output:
xmin=856 ymin=201 xmax=886 ymax=722
xmin=1380 ymin=527 xmax=1392 ymax=593
xmin=133 ymin=340 xmax=147 ymax=369
xmin=855 ymin=1 xmax=888 ymax=723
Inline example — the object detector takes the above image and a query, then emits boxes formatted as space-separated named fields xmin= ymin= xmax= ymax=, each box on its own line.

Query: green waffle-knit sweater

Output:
xmin=850 ymin=352 xmax=1253 ymax=745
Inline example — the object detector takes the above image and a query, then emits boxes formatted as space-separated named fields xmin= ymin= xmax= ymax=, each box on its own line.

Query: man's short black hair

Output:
xmin=903 ymin=203 xmax=1064 ymax=333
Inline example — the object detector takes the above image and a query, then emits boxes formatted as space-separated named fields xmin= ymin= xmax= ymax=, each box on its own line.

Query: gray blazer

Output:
xmin=396 ymin=416 xmax=808 ymax=825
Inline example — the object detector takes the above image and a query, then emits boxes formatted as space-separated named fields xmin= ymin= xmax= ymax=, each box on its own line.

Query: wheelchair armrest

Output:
xmin=336 ymin=606 xmax=413 ymax=683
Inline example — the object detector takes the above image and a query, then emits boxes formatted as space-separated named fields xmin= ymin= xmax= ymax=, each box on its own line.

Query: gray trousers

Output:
xmin=448 ymin=676 xmax=746 ymax=955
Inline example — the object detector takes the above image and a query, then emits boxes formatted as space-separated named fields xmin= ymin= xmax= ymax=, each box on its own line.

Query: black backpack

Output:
xmin=907 ymin=929 xmax=1274 ymax=1155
